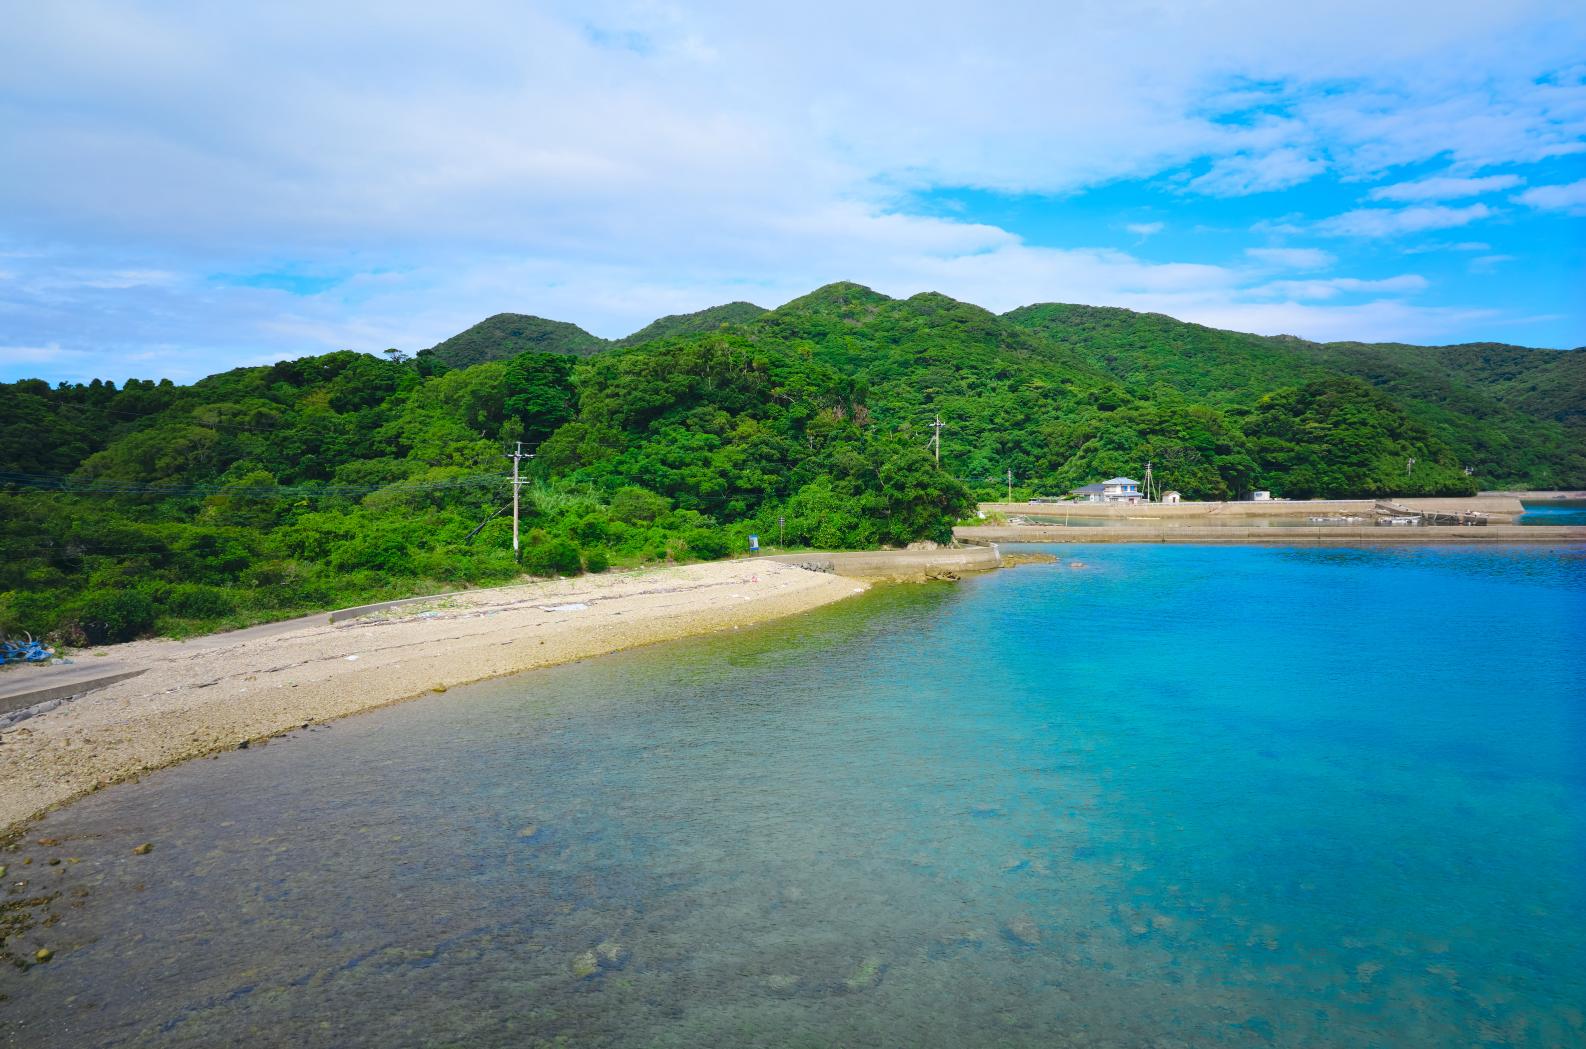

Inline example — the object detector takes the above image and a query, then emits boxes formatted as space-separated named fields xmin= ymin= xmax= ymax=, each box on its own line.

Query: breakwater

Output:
xmin=955 ymin=523 xmax=1586 ymax=545
xmin=979 ymin=495 xmax=1525 ymax=521
xmin=765 ymin=546 xmax=1001 ymax=577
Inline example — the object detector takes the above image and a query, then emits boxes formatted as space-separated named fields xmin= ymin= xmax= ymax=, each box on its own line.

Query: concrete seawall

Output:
xmin=955 ymin=524 xmax=1586 ymax=545
xmin=766 ymin=546 xmax=1002 ymax=577
xmin=978 ymin=496 xmax=1526 ymax=520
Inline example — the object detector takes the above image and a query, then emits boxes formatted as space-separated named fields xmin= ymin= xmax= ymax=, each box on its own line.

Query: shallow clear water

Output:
xmin=5 ymin=544 xmax=1585 ymax=1048
xmin=1520 ymin=500 xmax=1586 ymax=526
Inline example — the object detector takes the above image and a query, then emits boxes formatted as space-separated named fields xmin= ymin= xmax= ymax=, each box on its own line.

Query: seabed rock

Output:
xmin=1002 ymin=915 xmax=1041 ymax=946
xmin=34 ymin=948 xmax=53 ymax=963
xmin=570 ymin=950 xmax=600 ymax=979
xmin=132 ymin=843 xmax=153 ymax=855
xmin=844 ymin=956 xmax=884 ymax=991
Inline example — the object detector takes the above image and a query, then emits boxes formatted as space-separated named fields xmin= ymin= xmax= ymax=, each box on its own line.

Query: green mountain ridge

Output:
xmin=3 ymin=280 xmax=1582 ymax=645
xmin=420 ymin=313 xmax=607 ymax=369
xmin=422 ymin=301 xmax=770 ymax=369
xmin=615 ymin=301 xmax=768 ymax=347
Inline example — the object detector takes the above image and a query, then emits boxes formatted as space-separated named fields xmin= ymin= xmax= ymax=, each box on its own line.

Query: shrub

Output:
xmin=582 ymin=547 xmax=610 ymax=573
xmin=66 ymin=588 xmax=158 ymax=644
xmin=162 ymin=583 xmax=236 ymax=619
xmin=328 ymin=533 xmax=415 ymax=574
xmin=609 ymin=486 xmax=670 ymax=525
xmin=681 ymin=527 xmax=731 ymax=561
xmin=524 ymin=538 xmax=583 ymax=577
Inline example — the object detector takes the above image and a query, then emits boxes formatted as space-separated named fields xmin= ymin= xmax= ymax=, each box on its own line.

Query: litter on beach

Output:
xmin=541 ymin=603 xmax=590 ymax=612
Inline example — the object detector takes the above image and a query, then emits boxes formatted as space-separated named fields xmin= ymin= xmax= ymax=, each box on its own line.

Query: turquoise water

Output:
xmin=1520 ymin=500 xmax=1586 ymax=525
xmin=4 ymin=545 xmax=1585 ymax=1048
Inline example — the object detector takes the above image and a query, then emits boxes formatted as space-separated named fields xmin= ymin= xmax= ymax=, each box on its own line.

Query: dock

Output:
xmin=954 ymin=523 xmax=1586 ymax=545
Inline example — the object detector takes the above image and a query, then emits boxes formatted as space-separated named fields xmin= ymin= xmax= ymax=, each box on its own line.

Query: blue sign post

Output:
xmin=748 ymin=534 xmax=760 ymax=553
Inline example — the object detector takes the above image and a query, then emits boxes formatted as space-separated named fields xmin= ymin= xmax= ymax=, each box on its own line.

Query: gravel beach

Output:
xmin=0 ymin=560 xmax=864 ymax=834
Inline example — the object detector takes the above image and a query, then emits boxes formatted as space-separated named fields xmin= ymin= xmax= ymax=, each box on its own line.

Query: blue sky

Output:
xmin=2 ymin=1 xmax=1584 ymax=383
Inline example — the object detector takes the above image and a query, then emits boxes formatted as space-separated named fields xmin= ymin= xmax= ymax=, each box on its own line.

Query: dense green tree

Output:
xmin=1 ymin=283 xmax=1577 ymax=643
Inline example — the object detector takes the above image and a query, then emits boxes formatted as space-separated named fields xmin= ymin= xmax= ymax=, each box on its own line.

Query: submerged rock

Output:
xmin=570 ymin=950 xmax=600 ymax=979
xmin=132 ymin=843 xmax=153 ymax=855
xmin=764 ymin=973 xmax=801 ymax=996
xmin=34 ymin=948 xmax=53 ymax=963
xmin=844 ymin=956 xmax=884 ymax=991
xmin=596 ymin=941 xmax=630 ymax=969
xmin=517 ymin=825 xmax=539 ymax=840
xmin=1002 ymin=915 xmax=1041 ymax=946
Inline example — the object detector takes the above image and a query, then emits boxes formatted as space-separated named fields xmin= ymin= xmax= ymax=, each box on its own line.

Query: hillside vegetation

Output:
xmin=3 ymin=282 xmax=1581 ymax=644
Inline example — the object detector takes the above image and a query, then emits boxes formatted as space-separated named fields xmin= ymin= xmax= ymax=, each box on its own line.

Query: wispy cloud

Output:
xmin=1245 ymin=246 xmax=1336 ymax=270
xmin=1368 ymin=173 xmax=1523 ymax=202
xmin=1254 ymin=274 xmax=1429 ymax=300
xmin=1469 ymin=254 xmax=1517 ymax=273
xmin=1187 ymin=148 xmax=1326 ymax=196
xmin=1513 ymin=178 xmax=1586 ymax=213
xmin=1401 ymin=240 xmax=1490 ymax=254
xmin=1316 ymin=203 xmax=1494 ymax=237
xmin=0 ymin=2 xmax=1581 ymax=378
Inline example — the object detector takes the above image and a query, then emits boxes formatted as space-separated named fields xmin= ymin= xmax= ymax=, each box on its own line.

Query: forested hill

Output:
xmin=421 ymin=313 xmax=606 ymax=368
xmin=3 ymin=281 xmax=1582 ymax=645
xmin=421 ymin=301 xmax=769 ymax=368
xmin=614 ymin=301 xmax=768 ymax=347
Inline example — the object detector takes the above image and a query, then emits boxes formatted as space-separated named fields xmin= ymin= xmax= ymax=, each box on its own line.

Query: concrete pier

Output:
xmin=978 ymin=495 xmax=1526 ymax=521
xmin=955 ymin=523 xmax=1586 ymax=545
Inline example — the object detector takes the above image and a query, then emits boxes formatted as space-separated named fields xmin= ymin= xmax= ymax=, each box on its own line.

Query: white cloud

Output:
xmin=1469 ymin=254 xmax=1518 ymax=272
xmin=0 ymin=342 xmax=66 ymax=365
xmin=1254 ymin=274 xmax=1429 ymax=300
xmin=1125 ymin=222 xmax=1165 ymax=236
xmin=1401 ymin=240 xmax=1491 ymax=254
xmin=1187 ymin=148 xmax=1327 ymax=196
xmin=0 ymin=1 xmax=1581 ymax=378
xmin=1245 ymin=247 xmax=1336 ymax=270
xmin=1513 ymin=178 xmax=1586 ymax=213
xmin=1316 ymin=203 xmax=1494 ymax=237
xmin=1368 ymin=174 xmax=1523 ymax=201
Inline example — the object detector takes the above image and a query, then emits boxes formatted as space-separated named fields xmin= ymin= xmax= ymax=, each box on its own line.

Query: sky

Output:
xmin=2 ymin=1 xmax=1584 ymax=384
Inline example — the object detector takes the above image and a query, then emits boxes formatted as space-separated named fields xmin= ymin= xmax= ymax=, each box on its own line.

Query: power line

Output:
xmin=0 ymin=471 xmax=505 ymax=498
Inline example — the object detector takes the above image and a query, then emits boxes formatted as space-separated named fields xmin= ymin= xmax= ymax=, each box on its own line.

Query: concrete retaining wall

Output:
xmin=978 ymin=495 xmax=1525 ymax=520
xmin=956 ymin=524 xmax=1586 ymax=545
xmin=0 ymin=666 xmax=147 ymax=718
xmin=765 ymin=546 xmax=1001 ymax=577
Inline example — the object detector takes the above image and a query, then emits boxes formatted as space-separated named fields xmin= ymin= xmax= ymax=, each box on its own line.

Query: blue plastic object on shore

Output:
xmin=0 ymin=637 xmax=54 ymax=665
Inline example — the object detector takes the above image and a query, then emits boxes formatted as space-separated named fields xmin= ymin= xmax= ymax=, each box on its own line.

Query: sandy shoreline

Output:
xmin=0 ymin=560 xmax=866 ymax=835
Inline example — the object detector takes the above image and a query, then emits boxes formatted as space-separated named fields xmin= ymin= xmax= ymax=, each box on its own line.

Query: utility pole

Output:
xmin=1144 ymin=460 xmax=1155 ymax=502
xmin=930 ymin=414 xmax=944 ymax=464
xmin=1006 ymin=467 xmax=1013 ymax=502
xmin=505 ymin=441 xmax=534 ymax=559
